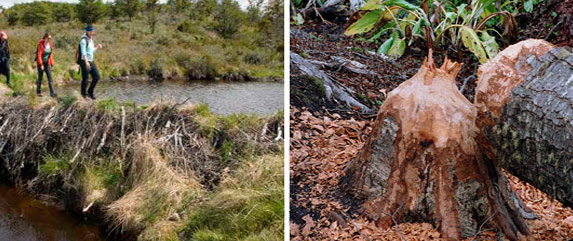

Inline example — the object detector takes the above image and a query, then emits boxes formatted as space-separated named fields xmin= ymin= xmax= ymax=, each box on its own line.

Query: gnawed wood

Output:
xmin=475 ymin=39 xmax=555 ymax=121
xmin=291 ymin=52 xmax=372 ymax=112
xmin=346 ymin=50 xmax=532 ymax=240
xmin=475 ymin=39 xmax=573 ymax=208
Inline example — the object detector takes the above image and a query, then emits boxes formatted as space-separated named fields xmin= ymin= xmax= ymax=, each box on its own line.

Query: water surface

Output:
xmin=0 ymin=184 xmax=100 ymax=241
xmin=59 ymin=80 xmax=284 ymax=115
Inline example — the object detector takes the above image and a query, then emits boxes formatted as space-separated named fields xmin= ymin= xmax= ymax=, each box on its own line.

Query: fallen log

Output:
xmin=345 ymin=50 xmax=535 ymax=240
xmin=307 ymin=56 xmax=380 ymax=77
xmin=291 ymin=52 xmax=372 ymax=112
xmin=475 ymin=40 xmax=573 ymax=208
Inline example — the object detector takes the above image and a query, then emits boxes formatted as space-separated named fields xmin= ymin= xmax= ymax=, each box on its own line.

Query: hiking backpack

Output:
xmin=75 ymin=36 xmax=89 ymax=65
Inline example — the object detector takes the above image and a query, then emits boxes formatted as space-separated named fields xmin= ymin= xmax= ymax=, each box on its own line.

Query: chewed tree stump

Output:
xmin=345 ymin=50 xmax=534 ymax=241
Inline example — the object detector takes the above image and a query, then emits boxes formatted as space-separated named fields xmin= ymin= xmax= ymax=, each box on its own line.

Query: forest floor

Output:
xmin=289 ymin=0 xmax=573 ymax=240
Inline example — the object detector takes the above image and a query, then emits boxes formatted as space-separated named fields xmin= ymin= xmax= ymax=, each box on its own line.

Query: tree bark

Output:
xmin=345 ymin=50 xmax=534 ymax=241
xmin=475 ymin=40 xmax=573 ymax=208
xmin=291 ymin=52 xmax=372 ymax=112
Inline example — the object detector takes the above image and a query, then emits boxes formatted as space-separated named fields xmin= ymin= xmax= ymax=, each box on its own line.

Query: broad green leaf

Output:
xmin=445 ymin=12 xmax=457 ymax=22
xmin=408 ymin=18 xmax=422 ymax=46
xmin=457 ymin=4 xmax=468 ymax=20
xmin=484 ymin=4 xmax=496 ymax=16
xmin=524 ymin=0 xmax=533 ymax=13
xmin=378 ymin=33 xmax=396 ymax=55
xmin=460 ymin=27 xmax=488 ymax=63
xmin=361 ymin=0 xmax=383 ymax=10
xmin=344 ymin=9 xmax=383 ymax=35
xmin=387 ymin=37 xmax=406 ymax=57
xmin=480 ymin=31 xmax=498 ymax=59
xmin=412 ymin=18 xmax=422 ymax=35
xmin=367 ymin=22 xmax=396 ymax=41
xmin=383 ymin=0 xmax=422 ymax=12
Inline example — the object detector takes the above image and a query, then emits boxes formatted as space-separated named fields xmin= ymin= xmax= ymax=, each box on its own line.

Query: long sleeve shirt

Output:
xmin=79 ymin=35 xmax=96 ymax=62
xmin=0 ymin=40 xmax=10 ymax=62
xmin=36 ymin=40 xmax=54 ymax=67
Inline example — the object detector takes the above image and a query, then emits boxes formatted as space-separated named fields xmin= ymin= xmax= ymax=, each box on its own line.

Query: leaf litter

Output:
xmin=290 ymin=2 xmax=573 ymax=239
xmin=290 ymin=107 xmax=573 ymax=240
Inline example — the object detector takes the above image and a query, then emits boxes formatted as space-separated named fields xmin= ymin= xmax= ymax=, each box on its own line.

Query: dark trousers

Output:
xmin=0 ymin=60 xmax=10 ymax=84
xmin=80 ymin=61 xmax=100 ymax=96
xmin=37 ymin=64 xmax=55 ymax=95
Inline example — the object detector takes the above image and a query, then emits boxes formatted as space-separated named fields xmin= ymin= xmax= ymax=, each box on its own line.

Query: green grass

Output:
xmin=39 ymin=155 xmax=71 ymax=176
xmin=58 ymin=94 xmax=78 ymax=108
xmin=96 ymin=98 xmax=118 ymax=112
xmin=180 ymin=154 xmax=284 ymax=241
xmin=0 ymin=13 xmax=283 ymax=93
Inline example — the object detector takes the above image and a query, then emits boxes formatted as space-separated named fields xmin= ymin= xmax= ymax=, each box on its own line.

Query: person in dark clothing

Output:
xmin=79 ymin=25 xmax=103 ymax=100
xmin=0 ymin=31 xmax=11 ymax=86
xmin=36 ymin=32 xmax=57 ymax=97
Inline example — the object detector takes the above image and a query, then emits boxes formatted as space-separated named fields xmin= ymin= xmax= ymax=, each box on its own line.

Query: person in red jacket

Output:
xmin=36 ymin=32 xmax=56 ymax=97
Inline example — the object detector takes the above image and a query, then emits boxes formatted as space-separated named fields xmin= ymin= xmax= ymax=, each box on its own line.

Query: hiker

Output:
xmin=36 ymin=32 xmax=57 ymax=97
xmin=78 ymin=25 xmax=103 ymax=100
xmin=0 ymin=31 xmax=10 ymax=86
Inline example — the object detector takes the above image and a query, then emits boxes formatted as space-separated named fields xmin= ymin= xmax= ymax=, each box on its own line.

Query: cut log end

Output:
xmin=475 ymin=39 xmax=555 ymax=122
xmin=476 ymin=41 xmax=573 ymax=208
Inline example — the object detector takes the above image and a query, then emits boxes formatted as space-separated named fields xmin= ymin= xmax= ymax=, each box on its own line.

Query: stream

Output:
xmin=59 ymin=80 xmax=284 ymax=115
xmin=0 ymin=184 xmax=101 ymax=241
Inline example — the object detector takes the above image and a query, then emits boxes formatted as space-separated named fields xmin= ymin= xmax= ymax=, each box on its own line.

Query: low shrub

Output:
xmin=243 ymin=52 xmax=261 ymax=65
xmin=131 ymin=59 xmax=147 ymax=75
xmin=184 ymin=57 xmax=219 ymax=80
xmin=147 ymin=59 xmax=164 ymax=82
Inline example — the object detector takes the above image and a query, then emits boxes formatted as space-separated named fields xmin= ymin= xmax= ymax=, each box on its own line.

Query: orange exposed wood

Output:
xmin=475 ymin=39 xmax=554 ymax=123
xmin=352 ymin=50 xmax=532 ymax=241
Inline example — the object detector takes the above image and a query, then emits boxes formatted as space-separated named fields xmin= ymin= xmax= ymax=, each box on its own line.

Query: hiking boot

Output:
xmin=88 ymin=93 xmax=96 ymax=100
xmin=36 ymin=93 xmax=43 ymax=97
xmin=50 ymin=93 xmax=57 ymax=98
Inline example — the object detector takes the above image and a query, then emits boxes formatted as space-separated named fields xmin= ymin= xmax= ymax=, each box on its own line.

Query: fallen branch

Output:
xmin=291 ymin=52 xmax=372 ymax=112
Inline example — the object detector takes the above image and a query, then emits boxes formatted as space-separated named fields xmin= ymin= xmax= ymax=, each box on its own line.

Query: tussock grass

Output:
xmin=180 ymin=154 xmax=284 ymax=241
xmin=0 ymin=98 xmax=283 ymax=240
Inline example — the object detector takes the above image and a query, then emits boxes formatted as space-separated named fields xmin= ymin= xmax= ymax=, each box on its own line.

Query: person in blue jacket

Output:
xmin=78 ymin=25 xmax=103 ymax=100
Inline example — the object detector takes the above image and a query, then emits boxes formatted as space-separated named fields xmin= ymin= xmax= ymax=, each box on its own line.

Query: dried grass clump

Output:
xmin=0 ymin=97 xmax=283 ymax=240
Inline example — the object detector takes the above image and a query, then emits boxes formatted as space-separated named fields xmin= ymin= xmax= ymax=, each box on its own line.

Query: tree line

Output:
xmin=0 ymin=0 xmax=283 ymax=40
